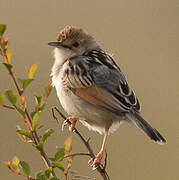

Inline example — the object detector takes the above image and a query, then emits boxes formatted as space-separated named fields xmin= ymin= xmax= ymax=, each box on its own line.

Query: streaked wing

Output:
xmin=63 ymin=49 xmax=140 ymax=115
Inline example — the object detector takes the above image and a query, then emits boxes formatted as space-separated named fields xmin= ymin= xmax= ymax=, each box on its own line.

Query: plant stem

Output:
xmin=59 ymin=153 xmax=91 ymax=161
xmin=2 ymin=104 xmax=15 ymax=109
xmin=25 ymin=108 xmax=56 ymax=177
xmin=52 ymin=107 xmax=110 ymax=180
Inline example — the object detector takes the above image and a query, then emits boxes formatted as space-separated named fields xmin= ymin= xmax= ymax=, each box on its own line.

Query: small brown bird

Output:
xmin=48 ymin=26 xmax=166 ymax=169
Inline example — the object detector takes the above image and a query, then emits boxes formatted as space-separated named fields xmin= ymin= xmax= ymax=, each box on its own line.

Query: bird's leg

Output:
xmin=89 ymin=129 xmax=108 ymax=170
xmin=62 ymin=116 xmax=77 ymax=132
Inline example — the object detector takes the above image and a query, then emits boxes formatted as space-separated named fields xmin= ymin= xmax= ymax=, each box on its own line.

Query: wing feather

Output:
xmin=62 ymin=50 xmax=140 ymax=115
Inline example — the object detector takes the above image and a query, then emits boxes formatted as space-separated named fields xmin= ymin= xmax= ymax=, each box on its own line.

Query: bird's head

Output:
xmin=48 ymin=26 xmax=99 ymax=63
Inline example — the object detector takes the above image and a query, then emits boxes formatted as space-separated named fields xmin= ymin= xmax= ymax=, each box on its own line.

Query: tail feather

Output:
xmin=126 ymin=110 xmax=166 ymax=144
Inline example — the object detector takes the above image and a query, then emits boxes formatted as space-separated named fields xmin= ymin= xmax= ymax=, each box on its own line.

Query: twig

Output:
xmin=52 ymin=106 xmax=110 ymax=180
xmin=104 ymin=151 xmax=107 ymax=170
xmin=73 ymin=175 xmax=96 ymax=180
xmin=2 ymin=104 xmax=15 ymax=110
xmin=52 ymin=107 xmax=95 ymax=159
xmin=8 ymin=69 xmax=23 ymax=95
xmin=59 ymin=153 xmax=91 ymax=161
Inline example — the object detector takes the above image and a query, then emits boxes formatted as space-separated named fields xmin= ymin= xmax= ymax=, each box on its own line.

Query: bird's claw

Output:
xmin=91 ymin=159 xmax=100 ymax=170
xmin=88 ymin=153 xmax=103 ymax=170
xmin=61 ymin=117 xmax=77 ymax=132
xmin=61 ymin=120 xmax=68 ymax=131
xmin=88 ymin=158 xmax=94 ymax=165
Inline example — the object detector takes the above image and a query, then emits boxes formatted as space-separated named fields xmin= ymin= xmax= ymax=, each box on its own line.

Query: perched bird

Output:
xmin=48 ymin=26 xmax=166 ymax=169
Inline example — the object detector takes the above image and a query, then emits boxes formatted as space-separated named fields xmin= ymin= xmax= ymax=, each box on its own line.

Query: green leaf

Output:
xmin=18 ymin=78 xmax=34 ymax=90
xmin=43 ymin=81 xmax=52 ymax=100
xmin=19 ymin=161 xmax=31 ymax=175
xmin=39 ymin=175 xmax=47 ymax=180
xmin=0 ymin=24 xmax=6 ymax=36
xmin=35 ymin=96 xmax=43 ymax=107
xmin=30 ymin=111 xmax=36 ymax=119
xmin=32 ymin=111 xmax=42 ymax=128
xmin=5 ymin=90 xmax=17 ymax=105
xmin=0 ymin=93 xmax=4 ymax=105
xmin=44 ymin=167 xmax=52 ymax=178
xmin=35 ymin=143 xmax=43 ymax=151
xmin=48 ymin=157 xmax=55 ymax=161
xmin=35 ymin=171 xmax=48 ymax=180
xmin=16 ymin=130 xmax=32 ymax=139
xmin=35 ymin=171 xmax=43 ymax=179
xmin=41 ymin=129 xmax=54 ymax=144
xmin=17 ymin=78 xmax=24 ymax=87
xmin=28 ymin=64 xmax=38 ymax=79
xmin=3 ymin=63 xmax=13 ymax=71
xmin=23 ymin=79 xmax=34 ymax=89
xmin=14 ymin=105 xmax=25 ymax=117
xmin=49 ymin=178 xmax=60 ymax=180
xmin=34 ymin=124 xmax=44 ymax=131
xmin=54 ymin=149 xmax=65 ymax=161
xmin=12 ymin=156 xmax=20 ymax=173
xmin=52 ymin=161 xmax=64 ymax=172
xmin=39 ymin=103 xmax=46 ymax=111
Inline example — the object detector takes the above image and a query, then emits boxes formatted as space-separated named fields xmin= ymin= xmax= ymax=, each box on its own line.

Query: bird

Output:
xmin=48 ymin=26 xmax=166 ymax=169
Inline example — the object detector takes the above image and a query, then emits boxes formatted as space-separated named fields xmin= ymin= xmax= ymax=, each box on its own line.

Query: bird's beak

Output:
xmin=48 ymin=41 xmax=63 ymax=47
xmin=48 ymin=41 xmax=72 ymax=49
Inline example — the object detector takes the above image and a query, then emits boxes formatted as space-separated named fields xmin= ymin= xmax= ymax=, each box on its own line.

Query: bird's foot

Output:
xmin=62 ymin=116 xmax=77 ymax=132
xmin=88 ymin=151 xmax=103 ymax=170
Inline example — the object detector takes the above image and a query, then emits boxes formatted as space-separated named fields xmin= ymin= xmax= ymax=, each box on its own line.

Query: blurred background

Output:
xmin=0 ymin=0 xmax=178 ymax=179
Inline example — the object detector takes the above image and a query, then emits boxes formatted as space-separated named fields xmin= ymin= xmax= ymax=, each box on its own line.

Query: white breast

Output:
xmin=51 ymin=48 xmax=86 ymax=116
xmin=51 ymin=48 xmax=123 ymax=134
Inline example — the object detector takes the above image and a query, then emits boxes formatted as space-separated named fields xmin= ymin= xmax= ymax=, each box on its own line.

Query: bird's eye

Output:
xmin=72 ymin=42 xmax=79 ymax=47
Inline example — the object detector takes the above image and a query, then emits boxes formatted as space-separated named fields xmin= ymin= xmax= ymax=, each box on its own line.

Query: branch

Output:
xmin=1 ymin=43 xmax=56 ymax=177
xmin=2 ymin=104 xmax=15 ymax=110
xmin=52 ymin=107 xmax=110 ymax=180
xmin=73 ymin=175 xmax=96 ymax=180
xmin=59 ymin=153 xmax=91 ymax=161
xmin=103 ymin=151 xmax=107 ymax=170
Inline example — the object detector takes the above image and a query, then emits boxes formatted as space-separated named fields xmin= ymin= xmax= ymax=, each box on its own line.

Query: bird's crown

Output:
xmin=57 ymin=26 xmax=90 ymax=42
